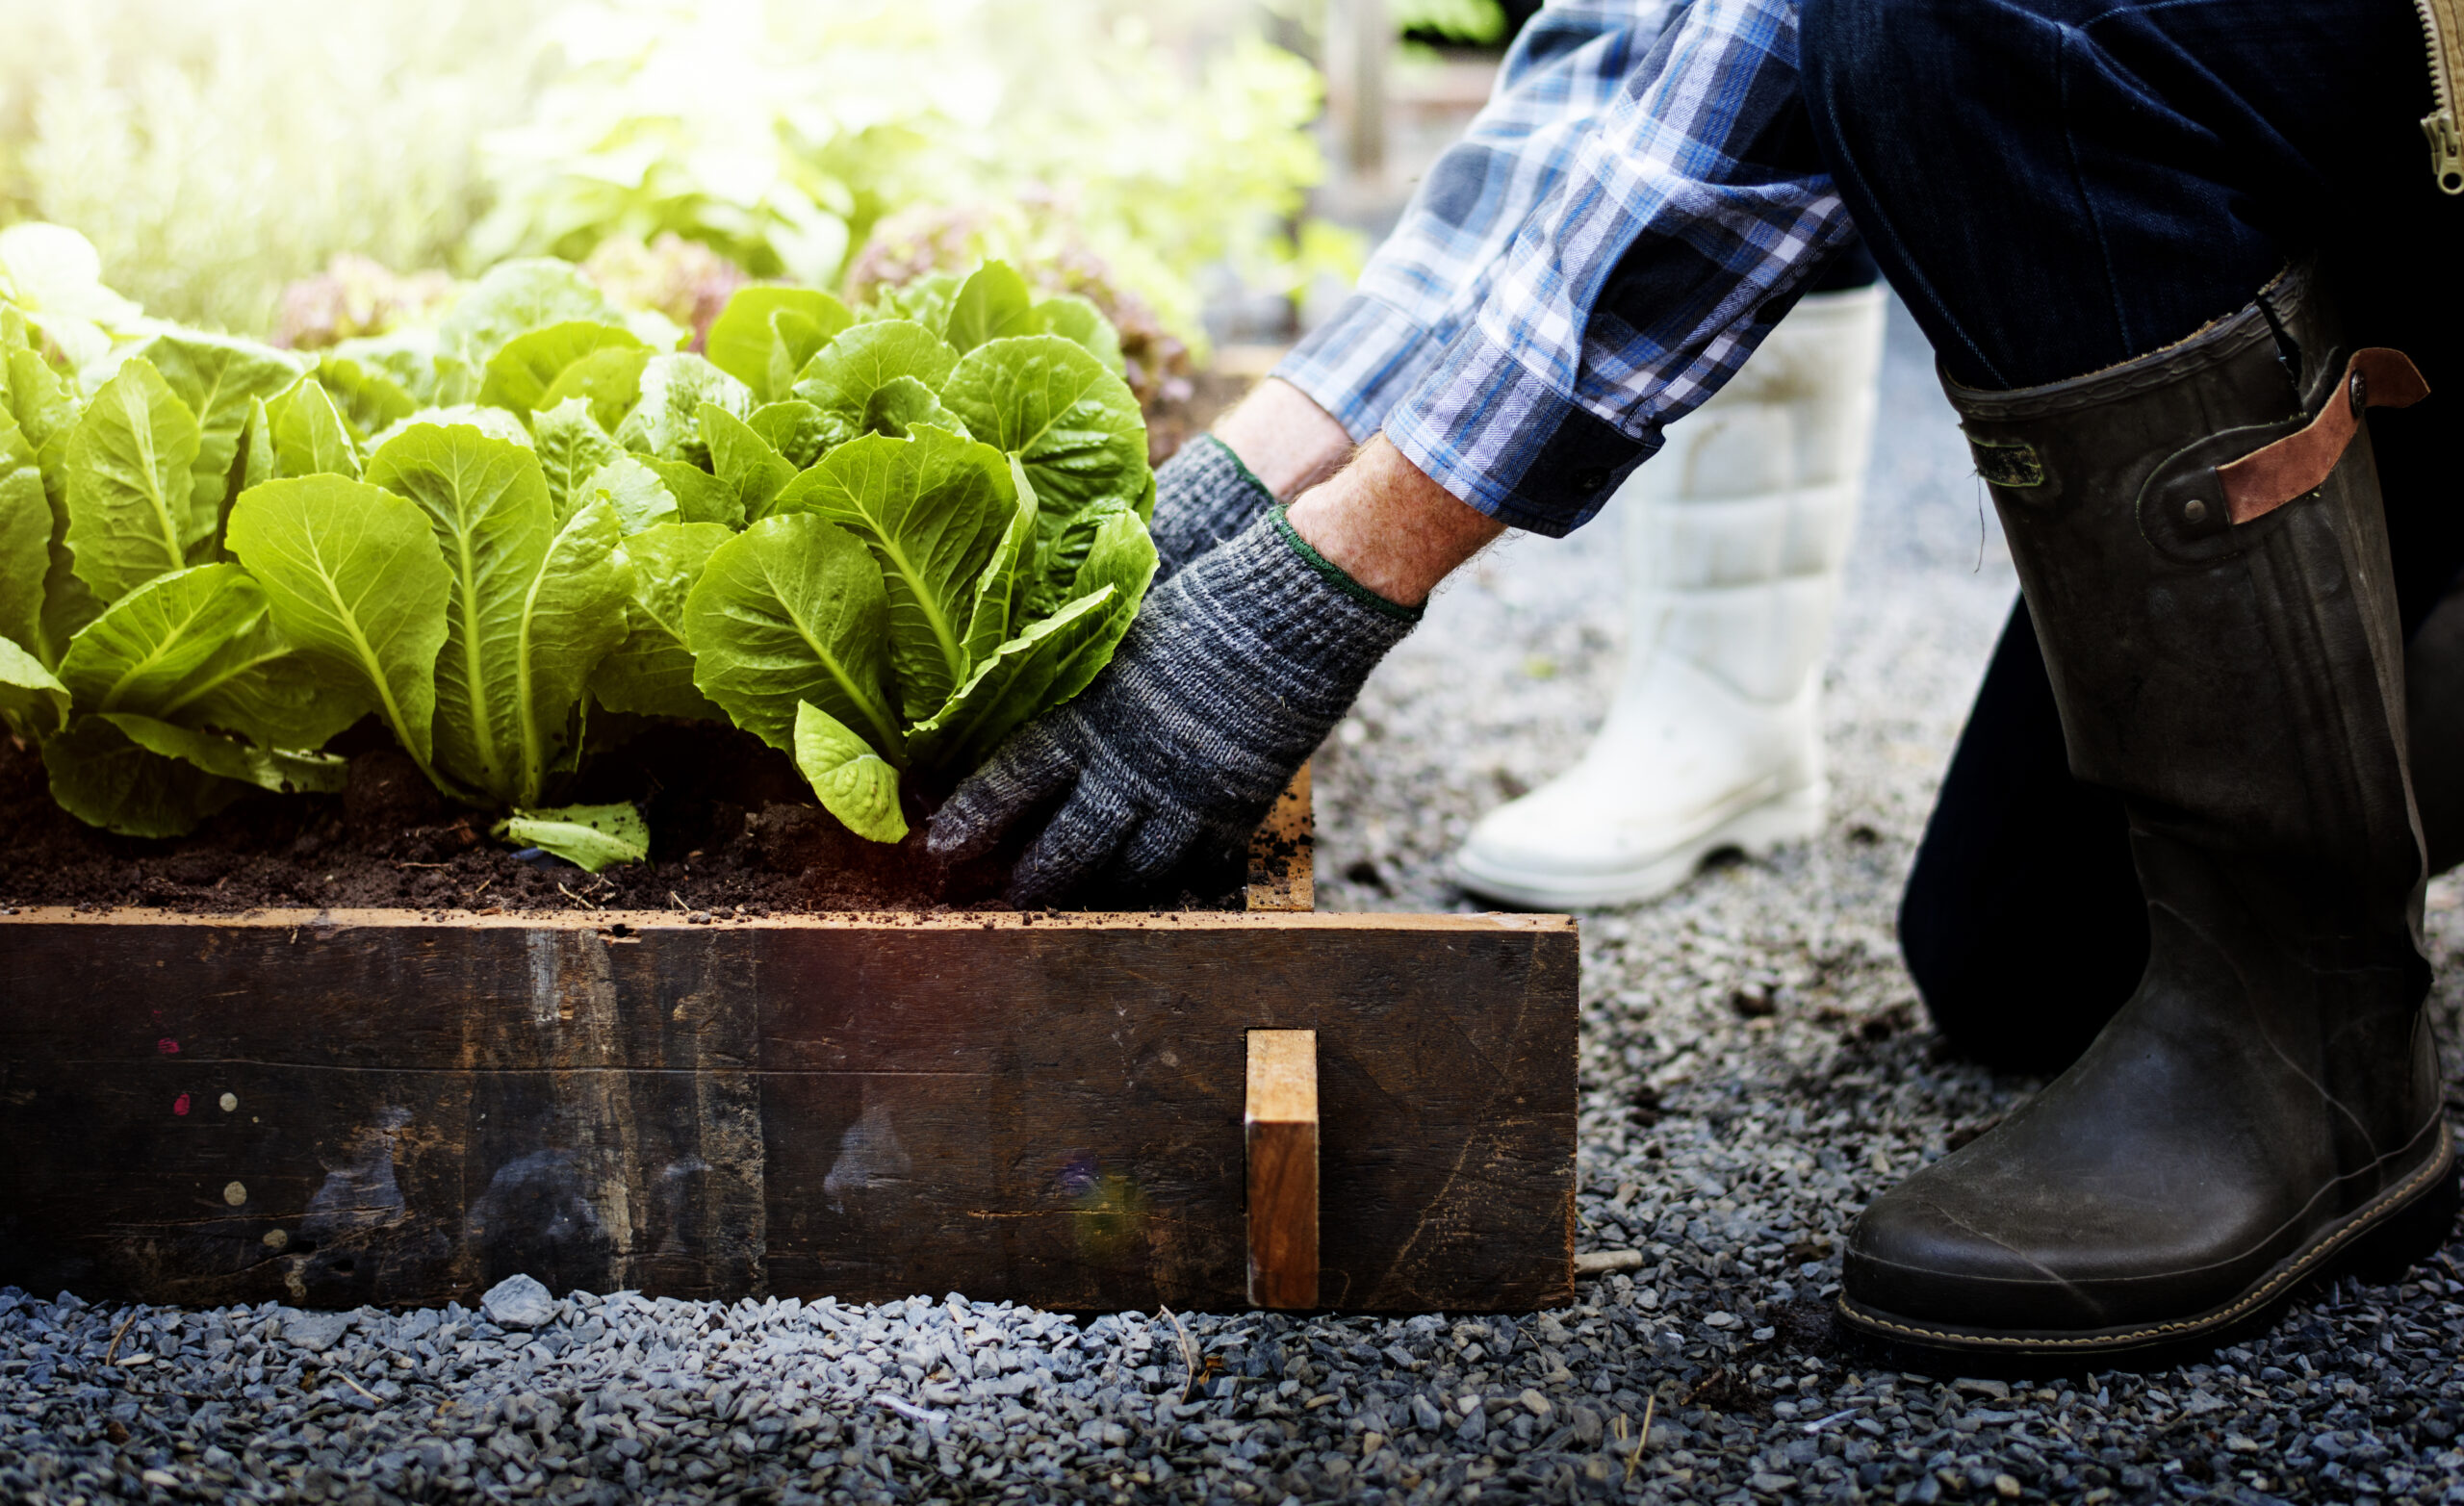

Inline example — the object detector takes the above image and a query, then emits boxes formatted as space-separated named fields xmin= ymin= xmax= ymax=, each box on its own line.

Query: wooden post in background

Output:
xmin=1245 ymin=1030 xmax=1321 ymax=1308
xmin=1322 ymin=0 xmax=1391 ymax=185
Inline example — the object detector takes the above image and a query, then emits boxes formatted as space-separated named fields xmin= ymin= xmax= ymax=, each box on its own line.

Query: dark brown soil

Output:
xmin=0 ymin=721 xmax=1244 ymax=916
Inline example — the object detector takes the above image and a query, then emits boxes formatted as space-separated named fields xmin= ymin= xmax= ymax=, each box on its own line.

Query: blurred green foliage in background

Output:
xmin=1391 ymin=0 xmax=1509 ymax=45
xmin=0 ymin=0 xmax=1359 ymax=350
xmin=0 ymin=0 xmax=535 ymax=336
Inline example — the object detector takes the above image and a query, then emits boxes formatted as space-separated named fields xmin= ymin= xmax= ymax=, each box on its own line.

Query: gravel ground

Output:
xmin=8 ymin=296 xmax=2464 ymax=1504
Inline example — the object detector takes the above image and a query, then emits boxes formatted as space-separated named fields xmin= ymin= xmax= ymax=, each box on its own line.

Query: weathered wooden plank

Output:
xmin=0 ymin=910 xmax=1576 ymax=1313
xmin=1245 ymin=1030 xmax=1319 ymax=1309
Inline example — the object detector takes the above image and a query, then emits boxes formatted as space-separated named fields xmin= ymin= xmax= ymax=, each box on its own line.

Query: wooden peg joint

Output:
xmin=1245 ymin=1029 xmax=1319 ymax=1309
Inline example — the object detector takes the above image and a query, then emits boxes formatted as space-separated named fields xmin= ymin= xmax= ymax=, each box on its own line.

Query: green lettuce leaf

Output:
xmin=615 ymin=353 xmax=753 ymax=466
xmin=269 ymin=378 xmax=360 ymax=480
xmin=940 ymin=334 xmax=1147 ymax=534
xmin=325 ymin=333 xmax=446 ymax=406
xmin=3 ymin=338 xmax=78 ymax=458
xmin=1034 ymin=294 xmax=1127 ymax=374
xmin=310 ymin=352 xmax=418 ymax=441
xmin=438 ymin=258 xmax=623 ymax=370
xmin=1025 ymin=498 xmax=1135 ymax=620
xmin=0 ymin=347 xmax=92 ymax=666
xmin=58 ymin=562 xmax=364 ymax=749
xmin=371 ymin=404 xmax=535 ymax=452
xmin=766 ymin=311 xmax=834 ymax=406
xmin=42 ymin=713 xmax=247 ymax=837
xmin=34 ymin=489 xmax=98 ymax=669
xmin=0 ymin=407 xmax=50 ymax=656
xmin=366 ymin=424 xmax=631 ymax=806
xmin=494 ymin=802 xmax=649 ymax=872
xmin=685 ymin=511 xmax=902 ymax=758
xmin=640 ymin=454 xmax=741 ymax=529
xmin=101 ymin=712 xmax=347 ymax=794
xmin=64 ymin=357 xmax=204 ymax=601
xmin=906 ymin=585 xmax=1123 ymax=772
xmin=220 ymin=398 xmax=274 ymax=534
xmin=944 ymin=262 xmax=1040 ymax=355
xmin=910 ymin=506 xmax=1155 ymax=771
xmin=705 ymin=287 xmax=854 ymax=399
xmin=793 ymin=700 xmax=907 ymax=843
xmin=0 ymin=225 xmax=139 ymax=377
xmin=536 ymin=345 xmax=654 ymax=435
xmin=531 ymin=397 xmax=625 ymax=521
xmin=578 ymin=456 xmax=680 ymax=535
xmin=478 ymin=320 xmax=649 ymax=414
xmin=0 ymin=635 xmax=67 ymax=737
xmin=1040 ymin=506 xmax=1158 ymax=707
xmin=700 ymin=402 xmax=796 ymax=522
xmin=788 ymin=319 xmax=960 ymax=424
xmin=224 ymin=473 xmax=451 ymax=774
xmin=960 ymin=456 xmax=1041 ymax=666
xmin=592 ymin=521 xmax=729 ymax=721
xmin=771 ymin=426 xmax=1016 ymax=721
xmin=431 ymin=353 xmax=483 ymax=408
xmin=748 ymin=399 xmax=851 ymax=471
xmin=861 ymin=375 xmax=972 ymax=442
xmin=141 ymin=332 xmax=304 ymax=527
xmin=865 ymin=273 xmax=962 ymax=336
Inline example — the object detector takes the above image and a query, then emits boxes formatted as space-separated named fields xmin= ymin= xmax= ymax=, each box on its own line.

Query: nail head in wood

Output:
xmin=1245 ymin=1029 xmax=1320 ymax=1309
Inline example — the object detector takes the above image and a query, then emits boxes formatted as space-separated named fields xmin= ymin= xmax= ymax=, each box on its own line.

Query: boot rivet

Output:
xmin=2183 ymin=498 xmax=2209 ymax=523
xmin=2350 ymin=370 xmax=2369 ymax=415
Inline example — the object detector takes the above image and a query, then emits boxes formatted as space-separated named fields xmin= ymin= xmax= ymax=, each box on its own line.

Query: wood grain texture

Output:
xmin=1245 ymin=1031 xmax=1319 ymax=1309
xmin=0 ymin=896 xmax=1573 ymax=1312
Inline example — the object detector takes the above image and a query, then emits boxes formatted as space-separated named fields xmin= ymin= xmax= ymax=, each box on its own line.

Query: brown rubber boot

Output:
xmin=1838 ymin=262 xmax=2458 ymax=1372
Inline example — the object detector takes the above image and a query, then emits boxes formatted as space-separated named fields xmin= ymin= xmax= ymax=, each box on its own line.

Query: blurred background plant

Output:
xmin=472 ymin=0 xmax=1359 ymax=355
xmin=0 ymin=0 xmax=1361 ymax=358
xmin=1391 ymin=0 xmax=1509 ymax=47
xmin=0 ymin=0 xmax=547 ymax=335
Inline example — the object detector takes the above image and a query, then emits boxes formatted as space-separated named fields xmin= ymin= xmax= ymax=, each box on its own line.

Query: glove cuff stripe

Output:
xmin=1269 ymin=505 xmax=1424 ymax=625
xmin=1194 ymin=434 xmax=1278 ymax=507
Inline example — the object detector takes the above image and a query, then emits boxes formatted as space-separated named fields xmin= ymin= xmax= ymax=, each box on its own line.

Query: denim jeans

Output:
xmin=1796 ymin=0 xmax=2464 ymax=1068
xmin=1801 ymin=0 xmax=2451 ymax=389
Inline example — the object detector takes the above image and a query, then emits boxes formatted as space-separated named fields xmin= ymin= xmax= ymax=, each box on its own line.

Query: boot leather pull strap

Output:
xmin=2218 ymin=348 xmax=2430 ymax=524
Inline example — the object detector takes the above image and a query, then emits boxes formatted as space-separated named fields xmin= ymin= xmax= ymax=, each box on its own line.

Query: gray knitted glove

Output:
xmin=1146 ymin=435 xmax=1278 ymax=579
xmin=927 ymin=508 xmax=1419 ymax=906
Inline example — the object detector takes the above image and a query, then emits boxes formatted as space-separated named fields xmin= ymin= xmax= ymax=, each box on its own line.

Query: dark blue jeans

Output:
xmin=1799 ymin=0 xmax=2464 ymax=1069
xmin=1802 ymin=0 xmax=2450 ymax=389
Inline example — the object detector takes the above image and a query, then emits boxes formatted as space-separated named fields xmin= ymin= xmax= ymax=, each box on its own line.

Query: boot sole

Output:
xmin=1833 ymin=1120 xmax=2458 ymax=1378
xmin=1452 ymin=783 xmax=1825 ymax=909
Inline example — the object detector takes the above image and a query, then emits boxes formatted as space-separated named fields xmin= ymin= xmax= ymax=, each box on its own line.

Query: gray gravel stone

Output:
xmin=481 ymin=1273 xmax=555 ymax=1330
xmin=276 ymin=1309 xmax=350 ymax=1353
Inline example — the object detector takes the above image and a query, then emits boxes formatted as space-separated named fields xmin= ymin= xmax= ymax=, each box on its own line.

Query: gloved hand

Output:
xmin=927 ymin=508 xmax=1419 ymax=906
xmin=1146 ymin=435 xmax=1278 ymax=580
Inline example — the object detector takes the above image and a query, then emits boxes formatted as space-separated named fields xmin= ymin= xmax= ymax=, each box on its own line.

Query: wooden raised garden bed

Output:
xmin=0 ymin=775 xmax=1578 ymax=1314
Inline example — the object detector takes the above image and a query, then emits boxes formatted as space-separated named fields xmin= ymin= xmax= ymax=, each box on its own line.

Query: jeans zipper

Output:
xmin=2420 ymin=0 xmax=2464 ymax=193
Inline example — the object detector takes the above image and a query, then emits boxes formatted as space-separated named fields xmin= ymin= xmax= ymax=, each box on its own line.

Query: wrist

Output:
xmin=1282 ymin=438 xmax=1505 ymax=607
xmin=1211 ymin=378 xmax=1354 ymax=499
xmin=1269 ymin=506 xmax=1422 ymax=624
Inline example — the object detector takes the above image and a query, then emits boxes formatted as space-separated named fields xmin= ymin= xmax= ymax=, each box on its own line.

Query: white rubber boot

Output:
xmin=1454 ymin=285 xmax=1887 ymax=908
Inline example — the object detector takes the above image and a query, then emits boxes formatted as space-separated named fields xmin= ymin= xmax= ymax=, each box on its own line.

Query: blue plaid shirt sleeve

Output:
xmin=1275 ymin=0 xmax=1854 ymax=537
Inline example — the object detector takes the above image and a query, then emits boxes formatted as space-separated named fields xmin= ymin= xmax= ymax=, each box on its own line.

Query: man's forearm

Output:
xmin=1212 ymin=378 xmax=1356 ymax=499
xmin=1285 ymin=437 xmax=1505 ymax=608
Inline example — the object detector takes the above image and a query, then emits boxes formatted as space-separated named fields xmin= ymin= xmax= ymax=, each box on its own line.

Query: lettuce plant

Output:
xmin=0 ymin=240 xmax=1155 ymax=867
